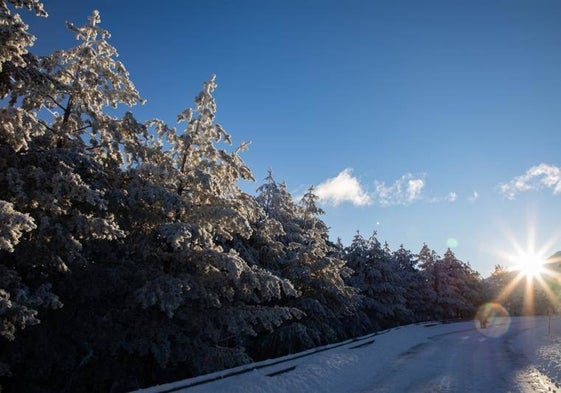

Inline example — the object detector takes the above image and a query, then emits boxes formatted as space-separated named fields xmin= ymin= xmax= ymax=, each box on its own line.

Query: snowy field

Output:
xmin=136 ymin=316 xmax=561 ymax=393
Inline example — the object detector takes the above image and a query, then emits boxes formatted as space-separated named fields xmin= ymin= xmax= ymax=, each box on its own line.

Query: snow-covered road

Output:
xmin=361 ymin=318 xmax=557 ymax=392
xmin=137 ymin=316 xmax=561 ymax=393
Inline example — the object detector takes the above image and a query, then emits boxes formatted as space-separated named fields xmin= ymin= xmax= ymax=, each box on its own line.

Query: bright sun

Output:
xmin=512 ymin=252 xmax=545 ymax=278
xmin=493 ymin=224 xmax=561 ymax=316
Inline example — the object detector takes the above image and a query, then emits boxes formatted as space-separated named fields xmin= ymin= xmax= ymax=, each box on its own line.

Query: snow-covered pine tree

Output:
xmin=1 ymin=6 xmax=146 ymax=267
xmin=279 ymin=186 xmax=357 ymax=347
xmin=248 ymin=180 xmax=359 ymax=358
xmin=427 ymin=248 xmax=483 ymax=319
xmin=256 ymin=169 xmax=277 ymax=217
xmin=255 ymin=171 xmax=305 ymax=244
xmin=434 ymin=249 xmax=460 ymax=317
xmin=344 ymin=233 xmax=408 ymax=329
xmin=343 ymin=231 xmax=380 ymax=332
xmin=114 ymin=76 xmax=302 ymax=383
xmin=417 ymin=243 xmax=441 ymax=318
xmin=392 ymin=244 xmax=433 ymax=322
xmin=297 ymin=186 xmax=356 ymax=311
xmin=443 ymin=250 xmax=484 ymax=318
xmin=0 ymin=1 xmax=51 ymax=354
xmin=0 ymin=7 xmax=300 ymax=389
xmin=0 ymin=7 xmax=157 ymax=388
xmin=345 ymin=231 xmax=372 ymax=290
xmin=231 ymin=170 xmax=288 ymax=272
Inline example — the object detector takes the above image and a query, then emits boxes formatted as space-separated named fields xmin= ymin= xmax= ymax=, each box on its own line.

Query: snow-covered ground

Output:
xmin=136 ymin=316 xmax=561 ymax=393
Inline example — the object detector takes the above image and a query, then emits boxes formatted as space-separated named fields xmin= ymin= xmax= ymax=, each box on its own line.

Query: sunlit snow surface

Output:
xmin=136 ymin=316 xmax=561 ymax=393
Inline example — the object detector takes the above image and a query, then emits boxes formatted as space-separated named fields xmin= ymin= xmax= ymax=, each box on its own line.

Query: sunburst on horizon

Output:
xmin=492 ymin=221 xmax=561 ymax=316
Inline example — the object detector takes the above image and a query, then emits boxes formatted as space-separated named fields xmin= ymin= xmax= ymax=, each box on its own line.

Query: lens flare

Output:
xmin=447 ymin=238 xmax=458 ymax=248
xmin=475 ymin=302 xmax=511 ymax=338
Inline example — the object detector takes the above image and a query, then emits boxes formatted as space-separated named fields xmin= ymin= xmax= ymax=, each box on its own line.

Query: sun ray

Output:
xmin=535 ymin=273 xmax=561 ymax=311
xmin=492 ymin=220 xmax=561 ymax=320
xmin=495 ymin=271 xmax=524 ymax=304
xmin=523 ymin=274 xmax=535 ymax=315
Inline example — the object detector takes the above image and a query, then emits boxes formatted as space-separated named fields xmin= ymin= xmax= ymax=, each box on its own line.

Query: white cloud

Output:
xmin=469 ymin=191 xmax=479 ymax=203
xmin=315 ymin=170 xmax=457 ymax=208
xmin=315 ymin=168 xmax=371 ymax=206
xmin=499 ymin=163 xmax=561 ymax=200
xmin=408 ymin=179 xmax=425 ymax=201
xmin=429 ymin=192 xmax=457 ymax=203
xmin=374 ymin=174 xmax=425 ymax=207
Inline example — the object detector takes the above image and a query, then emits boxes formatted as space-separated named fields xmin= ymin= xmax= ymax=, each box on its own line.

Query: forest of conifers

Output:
xmin=1 ymin=2 xmax=559 ymax=392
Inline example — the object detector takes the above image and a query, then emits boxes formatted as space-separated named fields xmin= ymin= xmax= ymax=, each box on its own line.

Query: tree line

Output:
xmin=0 ymin=3 xmax=557 ymax=391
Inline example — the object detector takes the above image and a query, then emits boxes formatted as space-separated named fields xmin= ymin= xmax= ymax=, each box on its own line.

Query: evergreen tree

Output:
xmin=294 ymin=186 xmax=355 ymax=320
xmin=104 ymin=75 xmax=302 ymax=387
xmin=393 ymin=244 xmax=429 ymax=323
xmin=0 ymin=6 xmax=152 ymax=389
xmin=431 ymin=249 xmax=483 ymax=319
xmin=343 ymin=231 xmax=379 ymax=332
xmin=0 ymin=1 xmax=143 ymax=373
xmin=1 ymin=9 xmax=300 ymax=390
xmin=0 ymin=1 xmax=49 ymax=355
xmin=417 ymin=244 xmax=441 ymax=318
xmin=345 ymin=233 xmax=408 ymax=329
xmin=249 ymin=182 xmax=358 ymax=358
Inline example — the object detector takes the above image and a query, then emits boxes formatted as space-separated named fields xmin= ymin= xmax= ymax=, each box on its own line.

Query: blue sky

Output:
xmin=27 ymin=1 xmax=561 ymax=276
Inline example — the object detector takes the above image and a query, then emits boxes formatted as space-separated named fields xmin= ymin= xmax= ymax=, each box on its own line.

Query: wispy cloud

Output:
xmin=374 ymin=174 xmax=425 ymax=207
xmin=499 ymin=163 xmax=561 ymax=200
xmin=315 ymin=168 xmax=371 ymax=206
xmin=469 ymin=191 xmax=479 ymax=203
xmin=429 ymin=192 xmax=457 ymax=203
